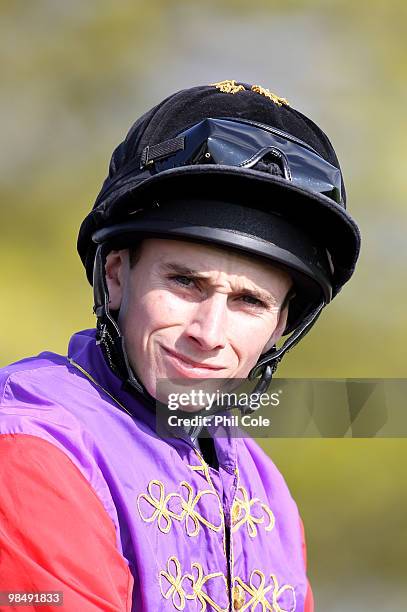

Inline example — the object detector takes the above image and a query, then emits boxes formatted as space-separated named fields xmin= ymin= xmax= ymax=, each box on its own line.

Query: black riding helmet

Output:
xmin=77 ymin=81 xmax=361 ymax=400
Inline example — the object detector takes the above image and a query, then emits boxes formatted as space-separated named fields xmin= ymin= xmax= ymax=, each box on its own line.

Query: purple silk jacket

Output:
xmin=0 ymin=329 xmax=312 ymax=611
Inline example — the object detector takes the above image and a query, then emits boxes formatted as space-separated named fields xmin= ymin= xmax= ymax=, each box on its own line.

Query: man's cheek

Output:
xmin=246 ymin=343 xmax=268 ymax=371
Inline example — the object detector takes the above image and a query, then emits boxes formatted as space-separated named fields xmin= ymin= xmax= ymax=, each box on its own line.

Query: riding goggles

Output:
xmin=140 ymin=117 xmax=343 ymax=205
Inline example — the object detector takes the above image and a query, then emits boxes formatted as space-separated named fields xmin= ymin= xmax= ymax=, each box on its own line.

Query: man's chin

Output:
xmin=152 ymin=372 xmax=246 ymax=413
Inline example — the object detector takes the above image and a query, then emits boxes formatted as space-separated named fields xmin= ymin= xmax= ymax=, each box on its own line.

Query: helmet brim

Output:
xmin=91 ymin=164 xmax=360 ymax=295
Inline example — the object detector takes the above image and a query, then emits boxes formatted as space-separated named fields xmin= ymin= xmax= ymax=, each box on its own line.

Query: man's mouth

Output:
xmin=161 ymin=346 xmax=225 ymax=376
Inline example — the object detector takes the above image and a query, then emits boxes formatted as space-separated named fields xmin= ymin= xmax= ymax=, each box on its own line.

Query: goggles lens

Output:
xmin=143 ymin=118 xmax=342 ymax=204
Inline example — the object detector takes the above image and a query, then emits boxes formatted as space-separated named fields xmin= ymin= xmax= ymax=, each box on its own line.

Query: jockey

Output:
xmin=0 ymin=81 xmax=360 ymax=611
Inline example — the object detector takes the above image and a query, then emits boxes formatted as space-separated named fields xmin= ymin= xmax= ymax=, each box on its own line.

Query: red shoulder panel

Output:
xmin=0 ymin=434 xmax=133 ymax=611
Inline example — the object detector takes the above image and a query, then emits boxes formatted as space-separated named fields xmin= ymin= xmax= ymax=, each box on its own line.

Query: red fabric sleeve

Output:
xmin=0 ymin=434 xmax=133 ymax=611
xmin=299 ymin=516 xmax=315 ymax=612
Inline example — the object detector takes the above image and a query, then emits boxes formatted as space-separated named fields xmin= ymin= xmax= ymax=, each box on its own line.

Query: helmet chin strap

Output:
xmin=92 ymin=244 xmax=324 ymax=440
xmin=249 ymin=301 xmax=325 ymax=380
xmin=93 ymin=244 xmax=152 ymax=404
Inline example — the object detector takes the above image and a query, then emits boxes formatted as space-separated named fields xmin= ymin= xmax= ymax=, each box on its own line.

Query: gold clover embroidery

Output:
xmin=137 ymin=479 xmax=180 ymax=533
xmin=178 ymin=481 xmax=222 ymax=536
xmin=231 ymin=486 xmax=275 ymax=537
xmin=137 ymin=479 xmax=222 ymax=536
xmin=234 ymin=571 xmax=296 ymax=612
xmin=159 ymin=556 xmax=186 ymax=610
xmin=159 ymin=556 xmax=228 ymax=612
xmin=183 ymin=562 xmax=228 ymax=612
xmin=187 ymin=452 xmax=228 ymax=557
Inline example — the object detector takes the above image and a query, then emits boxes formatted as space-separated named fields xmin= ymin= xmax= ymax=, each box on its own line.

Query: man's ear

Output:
xmin=105 ymin=250 xmax=128 ymax=310
xmin=261 ymin=305 xmax=289 ymax=354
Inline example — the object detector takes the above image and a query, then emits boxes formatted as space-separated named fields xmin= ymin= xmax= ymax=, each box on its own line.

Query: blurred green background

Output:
xmin=1 ymin=1 xmax=406 ymax=609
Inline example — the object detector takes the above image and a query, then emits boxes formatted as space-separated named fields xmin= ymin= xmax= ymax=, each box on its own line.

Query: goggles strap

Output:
xmin=141 ymin=136 xmax=185 ymax=168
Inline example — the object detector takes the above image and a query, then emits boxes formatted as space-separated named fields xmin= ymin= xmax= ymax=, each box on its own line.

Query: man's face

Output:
xmin=106 ymin=239 xmax=292 ymax=399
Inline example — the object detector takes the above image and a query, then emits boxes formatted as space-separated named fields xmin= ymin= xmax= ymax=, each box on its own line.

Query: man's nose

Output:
xmin=185 ymin=294 xmax=228 ymax=351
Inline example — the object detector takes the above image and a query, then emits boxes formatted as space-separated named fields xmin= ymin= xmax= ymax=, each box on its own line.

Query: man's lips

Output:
xmin=161 ymin=346 xmax=225 ymax=372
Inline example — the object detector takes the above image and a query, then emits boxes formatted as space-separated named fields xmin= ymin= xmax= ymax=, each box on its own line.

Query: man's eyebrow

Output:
xmin=231 ymin=282 xmax=277 ymax=306
xmin=160 ymin=262 xmax=209 ymax=278
xmin=160 ymin=261 xmax=277 ymax=306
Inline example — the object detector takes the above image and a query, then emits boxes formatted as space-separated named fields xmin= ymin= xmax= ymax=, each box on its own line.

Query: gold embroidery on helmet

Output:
xmin=210 ymin=80 xmax=289 ymax=106
xmin=251 ymin=85 xmax=290 ymax=107
xmin=210 ymin=79 xmax=245 ymax=94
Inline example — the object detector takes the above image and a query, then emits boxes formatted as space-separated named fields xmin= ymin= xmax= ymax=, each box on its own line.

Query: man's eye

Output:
xmin=172 ymin=275 xmax=194 ymax=287
xmin=240 ymin=295 xmax=264 ymax=307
